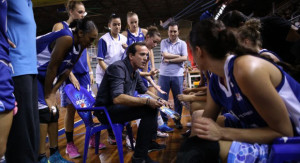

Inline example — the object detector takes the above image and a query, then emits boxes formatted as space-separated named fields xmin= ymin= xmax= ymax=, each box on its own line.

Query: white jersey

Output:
xmin=96 ymin=33 xmax=127 ymax=84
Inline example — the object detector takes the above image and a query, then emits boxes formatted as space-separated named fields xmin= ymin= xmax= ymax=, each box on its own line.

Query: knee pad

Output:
xmin=39 ymin=107 xmax=59 ymax=124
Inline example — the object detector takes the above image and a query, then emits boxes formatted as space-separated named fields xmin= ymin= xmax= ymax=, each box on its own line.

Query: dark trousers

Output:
xmin=176 ymin=136 xmax=220 ymax=163
xmin=95 ymin=104 xmax=158 ymax=158
xmin=6 ymin=75 xmax=40 ymax=163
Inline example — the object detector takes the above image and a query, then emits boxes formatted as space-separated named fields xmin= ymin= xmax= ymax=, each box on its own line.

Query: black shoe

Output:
xmin=175 ymin=120 xmax=183 ymax=129
xmin=148 ymin=141 xmax=166 ymax=152
xmin=132 ymin=155 xmax=158 ymax=163
xmin=181 ymin=129 xmax=191 ymax=138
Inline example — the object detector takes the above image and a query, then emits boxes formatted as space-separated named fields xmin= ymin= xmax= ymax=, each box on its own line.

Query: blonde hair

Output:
xmin=127 ymin=11 xmax=138 ymax=18
xmin=66 ymin=0 xmax=83 ymax=12
xmin=237 ymin=18 xmax=262 ymax=47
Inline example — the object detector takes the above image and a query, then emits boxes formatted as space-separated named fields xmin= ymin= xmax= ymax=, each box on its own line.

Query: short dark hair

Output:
xmin=126 ymin=42 xmax=147 ymax=58
xmin=168 ymin=21 xmax=179 ymax=30
xmin=108 ymin=13 xmax=121 ymax=24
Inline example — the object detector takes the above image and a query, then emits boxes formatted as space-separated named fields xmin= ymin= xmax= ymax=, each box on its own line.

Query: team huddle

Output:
xmin=1 ymin=0 xmax=300 ymax=163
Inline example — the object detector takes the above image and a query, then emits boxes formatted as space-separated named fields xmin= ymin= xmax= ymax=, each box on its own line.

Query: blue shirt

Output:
xmin=7 ymin=0 xmax=38 ymax=76
xmin=159 ymin=38 xmax=187 ymax=76
xmin=0 ymin=0 xmax=10 ymax=63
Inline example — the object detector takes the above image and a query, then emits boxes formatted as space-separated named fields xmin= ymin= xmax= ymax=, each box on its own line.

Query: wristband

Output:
xmin=89 ymin=71 xmax=93 ymax=75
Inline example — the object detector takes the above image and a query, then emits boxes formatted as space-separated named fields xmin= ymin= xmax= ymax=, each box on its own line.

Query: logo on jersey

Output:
xmin=229 ymin=110 xmax=240 ymax=121
xmin=238 ymin=110 xmax=254 ymax=118
xmin=129 ymin=38 xmax=136 ymax=43
xmin=235 ymin=93 xmax=243 ymax=101
xmin=230 ymin=82 xmax=234 ymax=87
xmin=64 ymin=59 xmax=73 ymax=66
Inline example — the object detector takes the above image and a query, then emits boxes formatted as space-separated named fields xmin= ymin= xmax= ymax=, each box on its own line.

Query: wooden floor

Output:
xmin=55 ymin=108 xmax=191 ymax=163
xmin=52 ymin=91 xmax=191 ymax=163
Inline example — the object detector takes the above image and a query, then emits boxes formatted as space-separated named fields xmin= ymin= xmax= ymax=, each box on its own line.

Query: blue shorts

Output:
xmin=223 ymin=113 xmax=269 ymax=163
xmin=228 ymin=141 xmax=269 ymax=163
xmin=60 ymin=72 xmax=91 ymax=107
xmin=0 ymin=61 xmax=15 ymax=112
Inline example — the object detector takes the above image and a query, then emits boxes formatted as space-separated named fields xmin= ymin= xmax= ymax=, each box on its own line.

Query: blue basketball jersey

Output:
xmin=0 ymin=0 xmax=10 ymax=63
xmin=60 ymin=21 xmax=89 ymax=74
xmin=0 ymin=0 xmax=15 ymax=112
xmin=259 ymin=49 xmax=282 ymax=61
xmin=36 ymin=28 xmax=80 ymax=78
xmin=127 ymin=28 xmax=150 ymax=86
xmin=209 ymin=55 xmax=300 ymax=135
xmin=126 ymin=28 xmax=145 ymax=46
xmin=36 ymin=28 xmax=81 ymax=109
xmin=61 ymin=21 xmax=69 ymax=29
xmin=123 ymin=28 xmax=145 ymax=59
